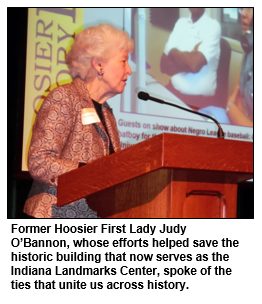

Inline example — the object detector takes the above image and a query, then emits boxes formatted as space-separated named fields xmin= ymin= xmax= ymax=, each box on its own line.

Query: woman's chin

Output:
xmin=118 ymin=84 xmax=126 ymax=94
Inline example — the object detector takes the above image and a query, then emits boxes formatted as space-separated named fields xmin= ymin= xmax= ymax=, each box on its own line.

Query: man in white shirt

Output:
xmin=161 ymin=8 xmax=221 ymax=109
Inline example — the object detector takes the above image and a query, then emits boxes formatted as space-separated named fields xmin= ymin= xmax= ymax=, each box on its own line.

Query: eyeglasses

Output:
xmin=239 ymin=8 xmax=253 ymax=14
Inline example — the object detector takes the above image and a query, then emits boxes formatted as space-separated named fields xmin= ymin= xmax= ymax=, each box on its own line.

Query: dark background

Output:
xmin=8 ymin=8 xmax=32 ymax=218
xmin=7 ymin=8 xmax=254 ymax=219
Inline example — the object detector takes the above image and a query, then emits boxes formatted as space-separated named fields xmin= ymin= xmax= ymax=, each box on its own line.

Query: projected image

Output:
xmin=120 ymin=8 xmax=253 ymax=127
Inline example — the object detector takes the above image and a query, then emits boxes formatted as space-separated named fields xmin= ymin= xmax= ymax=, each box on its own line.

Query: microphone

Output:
xmin=137 ymin=91 xmax=224 ymax=139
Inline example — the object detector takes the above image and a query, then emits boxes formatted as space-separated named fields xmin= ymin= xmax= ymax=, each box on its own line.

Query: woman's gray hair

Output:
xmin=66 ymin=24 xmax=134 ymax=82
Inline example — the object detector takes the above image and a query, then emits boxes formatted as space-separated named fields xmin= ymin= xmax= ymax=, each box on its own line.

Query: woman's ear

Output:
xmin=92 ymin=57 xmax=105 ymax=76
xmin=92 ymin=57 xmax=105 ymax=77
xmin=91 ymin=57 xmax=101 ymax=73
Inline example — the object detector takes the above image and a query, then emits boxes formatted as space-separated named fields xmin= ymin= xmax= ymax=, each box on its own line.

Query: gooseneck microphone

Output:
xmin=137 ymin=91 xmax=224 ymax=139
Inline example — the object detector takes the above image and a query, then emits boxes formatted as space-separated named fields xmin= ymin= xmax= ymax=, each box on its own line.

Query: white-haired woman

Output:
xmin=23 ymin=24 xmax=133 ymax=218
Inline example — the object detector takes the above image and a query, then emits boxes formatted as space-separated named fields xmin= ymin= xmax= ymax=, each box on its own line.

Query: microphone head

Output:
xmin=137 ymin=91 xmax=149 ymax=101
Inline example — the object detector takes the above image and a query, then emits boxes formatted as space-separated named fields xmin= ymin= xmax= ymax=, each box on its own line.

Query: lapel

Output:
xmin=72 ymin=78 xmax=107 ymax=135
xmin=72 ymin=78 xmax=121 ymax=153
xmin=102 ymin=103 xmax=121 ymax=152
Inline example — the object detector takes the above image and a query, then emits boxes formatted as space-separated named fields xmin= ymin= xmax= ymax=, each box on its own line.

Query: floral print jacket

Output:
xmin=24 ymin=78 xmax=121 ymax=218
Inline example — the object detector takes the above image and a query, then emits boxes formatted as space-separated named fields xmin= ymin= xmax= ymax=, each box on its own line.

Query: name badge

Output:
xmin=81 ymin=108 xmax=100 ymax=125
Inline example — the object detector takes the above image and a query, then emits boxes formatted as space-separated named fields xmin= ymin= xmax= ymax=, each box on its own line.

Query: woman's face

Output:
xmin=102 ymin=50 xmax=132 ymax=96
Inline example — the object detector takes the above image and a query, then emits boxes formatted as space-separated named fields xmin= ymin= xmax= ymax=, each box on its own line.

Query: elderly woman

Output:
xmin=23 ymin=24 xmax=133 ymax=218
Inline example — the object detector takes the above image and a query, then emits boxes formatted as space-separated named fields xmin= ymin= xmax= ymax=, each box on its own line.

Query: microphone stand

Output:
xmin=138 ymin=92 xmax=224 ymax=139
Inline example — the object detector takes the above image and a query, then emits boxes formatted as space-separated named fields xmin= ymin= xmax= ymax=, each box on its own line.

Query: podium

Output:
xmin=57 ymin=133 xmax=253 ymax=218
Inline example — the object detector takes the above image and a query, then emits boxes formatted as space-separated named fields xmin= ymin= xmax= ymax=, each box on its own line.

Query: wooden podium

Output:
xmin=57 ymin=133 xmax=253 ymax=218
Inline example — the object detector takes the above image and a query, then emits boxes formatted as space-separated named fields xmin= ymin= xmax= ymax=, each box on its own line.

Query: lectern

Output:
xmin=57 ymin=133 xmax=253 ymax=218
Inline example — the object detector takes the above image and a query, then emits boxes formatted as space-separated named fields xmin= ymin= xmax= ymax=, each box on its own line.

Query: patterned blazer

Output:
xmin=23 ymin=78 xmax=121 ymax=218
